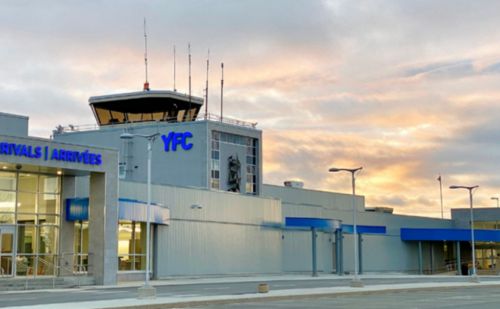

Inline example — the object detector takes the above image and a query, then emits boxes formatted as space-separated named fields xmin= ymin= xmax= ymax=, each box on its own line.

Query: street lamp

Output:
xmin=449 ymin=185 xmax=479 ymax=283
xmin=120 ymin=132 xmax=160 ymax=297
xmin=329 ymin=166 xmax=363 ymax=287
xmin=491 ymin=197 xmax=499 ymax=208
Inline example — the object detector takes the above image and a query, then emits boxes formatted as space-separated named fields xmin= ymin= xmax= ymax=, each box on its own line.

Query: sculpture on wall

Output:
xmin=227 ymin=155 xmax=241 ymax=192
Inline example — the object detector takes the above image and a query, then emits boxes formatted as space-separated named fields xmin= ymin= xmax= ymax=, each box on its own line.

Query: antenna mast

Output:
xmin=205 ymin=49 xmax=210 ymax=119
xmin=220 ymin=62 xmax=224 ymax=122
xmin=173 ymin=45 xmax=177 ymax=92
xmin=143 ymin=18 xmax=150 ymax=91
xmin=188 ymin=43 xmax=192 ymax=100
xmin=188 ymin=43 xmax=192 ymax=119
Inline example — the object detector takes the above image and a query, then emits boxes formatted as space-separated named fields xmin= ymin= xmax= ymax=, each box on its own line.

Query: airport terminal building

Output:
xmin=1 ymin=90 xmax=499 ymax=285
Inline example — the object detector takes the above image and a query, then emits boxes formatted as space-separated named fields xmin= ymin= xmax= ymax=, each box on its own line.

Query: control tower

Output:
xmin=89 ymin=90 xmax=204 ymax=126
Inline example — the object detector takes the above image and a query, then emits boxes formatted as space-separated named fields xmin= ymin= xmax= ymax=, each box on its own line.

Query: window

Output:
xmin=118 ymin=221 xmax=146 ymax=271
xmin=210 ymin=131 xmax=258 ymax=194
xmin=210 ymin=131 xmax=220 ymax=190
xmin=0 ymin=171 xmax=61 ymax=276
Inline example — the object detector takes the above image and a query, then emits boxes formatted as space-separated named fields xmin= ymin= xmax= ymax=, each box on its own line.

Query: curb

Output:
xmin=106 ymin=282 xmax=500 ymax=309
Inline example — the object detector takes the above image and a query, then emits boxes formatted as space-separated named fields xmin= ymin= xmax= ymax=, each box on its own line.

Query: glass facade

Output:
xmin=118 ymin=221 xmax=147 ymax=271
xmin=210 ymin=131 xmax=220 ymax=190
xmin=0 ymin=171 xmax=60 ymax=277
xmin=210 ymin=131 xmax=258 ymax=194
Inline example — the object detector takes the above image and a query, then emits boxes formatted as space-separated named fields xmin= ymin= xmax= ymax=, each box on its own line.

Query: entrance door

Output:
xmin=0 ymin=226 xmax=15 ymax=276
xmin=73 ymin=221 xmax=88 ymax=273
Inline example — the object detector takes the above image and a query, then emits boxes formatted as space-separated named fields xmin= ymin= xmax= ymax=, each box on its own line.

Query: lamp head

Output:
xmin=120 ymin=132 xmax=135 ymax=140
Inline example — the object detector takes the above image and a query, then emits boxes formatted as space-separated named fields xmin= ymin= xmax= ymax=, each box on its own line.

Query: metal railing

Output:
xmin=21 ymin=253 xmax=93 ymax=290
xmin=53 ymin=113 xmax=258 ymax=134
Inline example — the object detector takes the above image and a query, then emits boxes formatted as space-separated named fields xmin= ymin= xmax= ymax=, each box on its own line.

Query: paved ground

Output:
xmin=197 ymin=286 xmax=500 ymax=309
xmin=2 ymin=274 xmax=500 ymax=308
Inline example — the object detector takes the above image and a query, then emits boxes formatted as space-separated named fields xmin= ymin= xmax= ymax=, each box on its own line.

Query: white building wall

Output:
xmin=263 ymin=184 xmax=454 ymax=274
xmin=119 ymin=181 xmax=282 ymax=277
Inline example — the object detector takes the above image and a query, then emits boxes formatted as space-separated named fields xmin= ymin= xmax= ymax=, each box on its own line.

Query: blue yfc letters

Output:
xmin=161 ymin=132 xmax=193 ymax=152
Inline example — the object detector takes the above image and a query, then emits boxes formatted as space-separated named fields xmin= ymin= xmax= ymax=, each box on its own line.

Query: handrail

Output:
xmin=22 ymin=253 xmax=94 ymax=290
xmin=53 ymin=113 xmax=258 ymax=134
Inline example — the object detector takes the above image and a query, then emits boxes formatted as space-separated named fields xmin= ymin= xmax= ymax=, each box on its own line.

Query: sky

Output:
xmin=1 ymin=0 xmax=500 ymax=218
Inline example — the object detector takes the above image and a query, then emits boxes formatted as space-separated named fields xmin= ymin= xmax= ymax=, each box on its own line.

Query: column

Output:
xmin=335 ymin=229 xmax=344 ymax=275
xmin=418 ymin=241 xmax=423 ymax=275
xmin=456 ymin=241 xmax=461 ymax=275
xmin=311 ymin=227 xmax=317 ymax=277
xmin=88 ymin=172 xmax=118 ymax=285
xmin=358 ymin=234 xmax=363 ymax=275
xmin=59 ymin=176 xmax=76 ymax=276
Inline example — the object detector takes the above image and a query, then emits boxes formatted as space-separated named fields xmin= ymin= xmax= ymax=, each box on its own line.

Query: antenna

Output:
xmin=188 ymin=43 xmax=192 ymax=100
xmin=220 ymin=62 xmax=224 ymax=122
xmin=143 ymin=18 xmax=150 ymax=91
xmin=188 ymin=43 xmax=192 ymax=120
xmin=173 ymin=45 xmax=177 ymax=92
xmin=205 ymin=49 xmax=210 ymax=119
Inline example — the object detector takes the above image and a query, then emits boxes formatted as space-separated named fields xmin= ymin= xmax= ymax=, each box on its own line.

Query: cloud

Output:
xmin=2 ymin=0 xmax=500 ymax=217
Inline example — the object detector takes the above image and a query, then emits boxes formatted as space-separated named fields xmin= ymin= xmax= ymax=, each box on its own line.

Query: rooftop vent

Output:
xmin=284 ymin=180 xmax=304 ymax=188
xmin=366 ymin=207 xmax=394 ymax=214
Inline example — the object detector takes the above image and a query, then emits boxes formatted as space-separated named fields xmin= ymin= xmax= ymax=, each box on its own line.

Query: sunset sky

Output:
xmin=2 ymin=0 xmax=500 ymax=217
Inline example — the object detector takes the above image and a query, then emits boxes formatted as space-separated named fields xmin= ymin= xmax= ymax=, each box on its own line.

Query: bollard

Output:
xmin=257 ymin=283 xmax=269 ymax=293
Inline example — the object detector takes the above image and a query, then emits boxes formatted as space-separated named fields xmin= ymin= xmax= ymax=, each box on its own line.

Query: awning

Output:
xmin=401 ymin=228 xmax=500 ymax=242
xmin=65 ymin=198 xmax=170 ymax=225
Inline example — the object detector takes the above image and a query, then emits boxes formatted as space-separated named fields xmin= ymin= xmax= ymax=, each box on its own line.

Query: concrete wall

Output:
xmin=54 ymin=120 xmax=262 ymax=193
xmin=119 ymin=180 xmax=282 ymax=277
xmin=452 ymin=207 xmax=500 ymax=228
xmin=0 ymin=112 xmax=28 ymax=137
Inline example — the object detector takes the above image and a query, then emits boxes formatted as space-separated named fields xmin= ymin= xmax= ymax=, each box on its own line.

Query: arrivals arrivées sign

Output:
xmin=0 ymin=142 xmax=102 ymax=166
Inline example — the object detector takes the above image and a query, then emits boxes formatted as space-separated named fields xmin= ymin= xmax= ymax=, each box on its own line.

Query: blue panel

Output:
xmin=285 ymin=217 xmax=340 ymax=230
xmin=66 ymin=198 xmax=89 ymax=221
xmin=65 ymin=197 xmax=169 ymax=225
xmin=342 ymin=225 xmax=386 ymax=234
xmin=401 ymin=228 xmax=500 ymax=242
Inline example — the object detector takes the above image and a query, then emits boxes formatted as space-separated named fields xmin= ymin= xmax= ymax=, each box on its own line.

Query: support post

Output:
xmin=456 ymin=241 xmax=461 ymax=275
xmin=89 ymin=172 xmax=118 ymax=285
xmin=311 ymin=227 xmax=318 ymax=277
xmin=335 ymin=229 xmax=343 ymax=275
xmin=418 ymin=241 xmax=423 ymax=275
xmin=430 ymin=243 xmax=434 ymax=274
xmin=358 ymin=234 xmax=363 ymax=275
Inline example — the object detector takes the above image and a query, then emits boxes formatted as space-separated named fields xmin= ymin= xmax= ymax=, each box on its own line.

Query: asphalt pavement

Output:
xmin=2 ymin=274 xmax=500 ymax=308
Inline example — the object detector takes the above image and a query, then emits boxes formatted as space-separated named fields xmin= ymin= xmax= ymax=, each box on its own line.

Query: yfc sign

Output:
xmin=0 ymin=142 xmax=102 ymax=166
xmin=161 ymin=131 xmax=193 ymax=152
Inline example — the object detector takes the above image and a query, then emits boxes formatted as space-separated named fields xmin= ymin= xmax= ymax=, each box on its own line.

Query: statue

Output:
xmin=227 ymin=155 xmax=241 ymax=192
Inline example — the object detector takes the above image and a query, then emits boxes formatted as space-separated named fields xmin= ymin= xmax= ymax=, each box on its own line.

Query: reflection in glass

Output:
xmin=0 ymin=172 xmax=16 ymax=191
xmin=38 ymin=176 xmax=59 ymax=194
xmin=0 ymin=256 xmax=13 ymax=276
xmin=16 ymin=255 xmax=34 ymax=276
xmin=38 ymin=194 xmax=59 ymax=214
xmin=0 ymin=191 xmax=15 ymax=213
xmin=38 ymin=226 xmax=57 ymax=254
xmin=18 ymin=174 xmax=37 ymax=193
xmin=17 ymin=225 xmax=35 ymax=254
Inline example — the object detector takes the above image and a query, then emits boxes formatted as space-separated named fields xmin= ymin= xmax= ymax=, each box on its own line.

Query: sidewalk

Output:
xmin=5 ymin=274 xmax=500 ymax=309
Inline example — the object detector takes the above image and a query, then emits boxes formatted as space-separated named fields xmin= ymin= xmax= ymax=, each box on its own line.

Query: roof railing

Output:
xmin=53 ymin=113 xmax=257 ymax=134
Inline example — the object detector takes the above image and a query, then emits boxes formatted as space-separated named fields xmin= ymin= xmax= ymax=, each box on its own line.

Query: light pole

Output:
xmin=449 ymin=185 xmax=479 ymax=283
xmin=491 ymin=197 xmax=499 ymax=230
xmin=437 ymin=175 xmax=444 ymax=219
xmin=491 ymin=197 xmax=499 ymax=208
xmin=329 ymin=166 xmax=363 ymax=287
xmin=121 ymin=132 xmax=159 ymax=297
